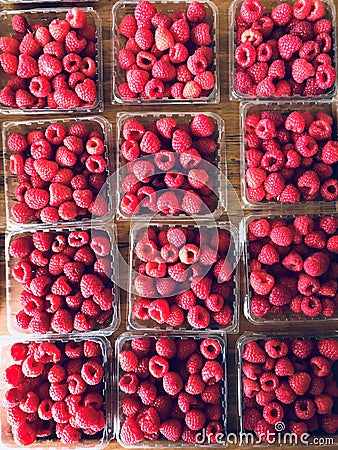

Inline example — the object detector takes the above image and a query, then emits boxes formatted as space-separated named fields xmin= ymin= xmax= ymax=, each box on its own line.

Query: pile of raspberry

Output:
xmin=234 ymin=0 xmax=336 ymax=97
xmin=118 ymin=336 xmax=225 ymax=444
xmin=9 ymin=229 xmax=115 ymax=334
xmin=132 ymin=225 xmax=236 ymax=329
xmin=247 ymin=215 xmax=338 ymax=320
xmin=241 ymin=337 xmax=338 ymax=442
xmin=4 ymin=339 xmax=106 ymax=445
xmin=120 ymin=114 xmax=219 ymax=216
xmin=0 ymin=8 xmax=98 ymax=110
xmin=116 ymin=0 xmax=216 ymax=100
xmin=244 ymin=110 xmax=338 ymax=204
xmin=8 ymin=120 xmax=109 ymax=224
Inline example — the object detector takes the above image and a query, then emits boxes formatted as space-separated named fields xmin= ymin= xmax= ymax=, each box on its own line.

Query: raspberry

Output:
xmin=212 ymin=305 xmax=233 ymax=326
xmin=120 ymin=418 xmax=144 ymax=444
xmin=120 ymin=350 xmax=139 ymax=372
xmin=317 ymin=339 xmax=338 ymax=362
xmin=278 ymin=34 xmax=302 ymax=60
xmin=250 ymin=270 xmax=274 ymax=295
xmin=240 ymin=0 xmax=263 ymax=23
xmin=13 ymin=422 xmax=37 ymax=446
xmin=50 ymin=309 xmax=73 ymax=333
xmin=137 ymin=379 xmax=157 ymax=405
xmin=184 ymin=410 xmax=205 ymax=431
xmin=176 ymin=339 xmax=197 ymax=360
xmin=81 ymin=361 xmax=104 ymax=385
xmin=80 ymin=274 xmax=104 ymax=298
xmin=303 ymin=251 xmax=329 ymax=277
xmin=292 ymin=57 xmax=315 ymax=84
xmin=249 ymin=218 xmax=270 ymax=237
xmin=186 ymin=305 xmax=210 ymax=329
xmin=263 ymin=402 xmax=284 ymax=425
xmin=119 ymin=15 xmax=138 ymax=38
xmin=242 ymin=341 xmax=266 ymax=363
xmin=201 ymin=384 xmax=221 ymax=404
xmin=289 ymin=371 xmax=311 ymax=395
xmin=190 ymin=114 xmax=214 ymax=138
xmin=322 ymin=141 xmax=338 ymax=165
xmin=313 ymin=394 xmax=333 ymax=415
xmin=271 ymin=3 xmax=292 ymax=26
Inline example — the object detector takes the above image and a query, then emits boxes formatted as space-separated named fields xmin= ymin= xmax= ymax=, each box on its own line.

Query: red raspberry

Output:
xmin=240 ymin=0 xmax=263 ymax=23
xmin=289 ymin=371 xmax=311 ymax=395
xmin=317 ymin=339 xmax=338 ymax=361
xmin=314 ymin=394 xmax=333 ymax=415
xmin=185 ymin=410 xmax=206 ymax=431
xmin=322 ymin=141 xmax=338 ymax=165
xmin=159 ymin=419 xmax=182 ymax=441
xmin=201 ymin=384 xmax=221 ymax=403
xmin=187 ymin=305 xmax=210 ymax=329
xmin=120 ymin=350 xmax=139 ymax=372
xmin=80 ymin=274 xmax=104 ymax=298
xmin=81 ymin=361 xmax=104 ymax=385
xmin=250 ymin=271 xmax=274 ymax=295
xmin=137 ymin=380 xmax=157 ymax=405
xmin=278 ymin=34 xmax=302 ymax=60
xmin=51 ymin=309 xmax=73 ymax=333
xmin=119 ymin=15 xmax=137 ymax=38
xmin=242 ymin=341 xmax=266 ymax=363
xmin=120 ymin=418 xmax=144 ymax=444
xmin=249 ymin=218 xmax=270 ymax=237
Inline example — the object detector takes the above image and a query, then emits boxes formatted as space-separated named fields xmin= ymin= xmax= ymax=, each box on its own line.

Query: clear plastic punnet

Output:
xmin=116 ymin=111 xmax=227 ymax=221
xmin=112 ymin=0 xmax=220 ymax=104
xmin=5 ymin=225 xmax=120 ymax=337
xmin=0 ymin=335 xmax=114 ymax=449
xmin=229 ymin=0 xmax=338 ymax=101
xmin=240 ymin=100 xmax=338 ymax=211
xmin=127 ymin=221 xmax=240 ymax=332
xmin=240 ymin=212 xmax=338 ymax=325
xmin=116 ymin=331 xmax=228 ymax=448
xmin=3 ymin=116 xmax=114 ymax=230
xmin=0 ymin=8 xmax=103 ymax=114
xmin=237 ymin=331 xmax=338 ymax=447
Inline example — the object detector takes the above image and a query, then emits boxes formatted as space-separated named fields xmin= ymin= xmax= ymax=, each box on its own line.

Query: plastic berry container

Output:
xmin=3 ymin=116 xmax=114 ymax=230
xmin=0 ymin=7 xmax=103 ymax=114
xmin=229 ymin=0 xmax=338 ymax=101
xmin=127 ymin=221 xmax=240 ymax=333
xmin=240 ymin=212 xmax=338 ymax=325
xmin=5 ymin=225 xmax=120 ymax=337
xmin=111 ymin=0 xmax=220 ymax=104
xmin=0 ymin=335 xmax=114 ymax=449
xmin=237 ymin=331 xmax=338 ymax=446
xmin=240 ymin=100 xmax=338 ymax=211
xmin=116 ymin=331 xmax=227 ymax=448
xmin=116 ymin=111 xmax=227 ymax=221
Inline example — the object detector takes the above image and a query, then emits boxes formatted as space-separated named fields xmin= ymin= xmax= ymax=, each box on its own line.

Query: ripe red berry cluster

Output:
xmin=241 ymin=337 xmax=338 ymax=442
xmin=132 ymin=225 xmax=236 ymax=330
xmin=7 ymin=120 xmax=109 ymax=224
xmin=9 ymin=229 xmax=115 ymax=334
xmin=3 ymin=339 xmax=106 ymax=446
xmin=244 ymin=109 xmax=338 ymax=204
xmin=120 ymin=114 xmax=219 ymax=216
xmin=118 ymin=336 xmax=225 ymax=444
xmin=0 ymin=8 xmax=98 ymax=110
xmin=247 ymin=215 xmax=338 ymax=320
xmin=116 ymin=0 xmax=216 ymax=100
xmin=234 ymin=0 xmax=336 ymax=97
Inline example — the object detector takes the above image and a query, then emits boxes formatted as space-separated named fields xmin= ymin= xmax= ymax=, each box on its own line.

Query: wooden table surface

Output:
xmin=0 ymin=1 xmax=337 ymax=449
